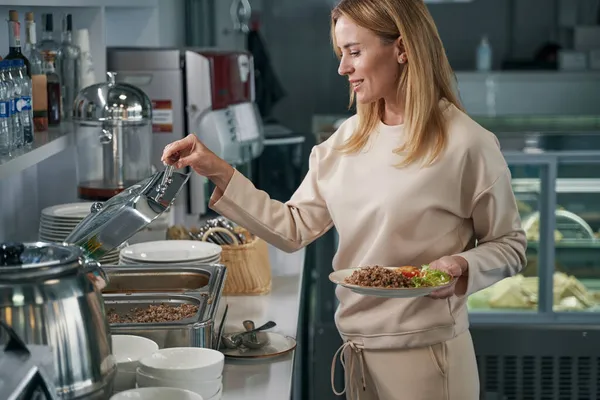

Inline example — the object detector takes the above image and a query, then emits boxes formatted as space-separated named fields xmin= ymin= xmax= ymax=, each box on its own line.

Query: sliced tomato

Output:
xmin=396 ymin=266 xmax=421 ymax=278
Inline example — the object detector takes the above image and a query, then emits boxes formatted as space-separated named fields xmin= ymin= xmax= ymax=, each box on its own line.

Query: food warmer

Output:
xmin=466 ymin=129 xmax=600 ymax=400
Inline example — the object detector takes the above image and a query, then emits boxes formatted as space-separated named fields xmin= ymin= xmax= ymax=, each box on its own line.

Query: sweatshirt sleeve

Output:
xmin=209 ymin=147 xmax=334 ymax=253
xmin=454 ymin=169 xmax=527 ymax=296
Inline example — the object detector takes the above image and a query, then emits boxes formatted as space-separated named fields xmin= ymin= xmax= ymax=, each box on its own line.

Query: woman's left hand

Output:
xmin=427 ymin=256 xmax=468 ymax=299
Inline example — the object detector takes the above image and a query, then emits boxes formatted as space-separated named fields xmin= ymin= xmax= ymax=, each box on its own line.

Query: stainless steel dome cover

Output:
xmin=72 ymin=71 xmax=152 ymax=124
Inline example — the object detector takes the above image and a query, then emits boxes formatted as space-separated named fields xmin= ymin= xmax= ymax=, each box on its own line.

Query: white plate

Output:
xmin=38 ymin=236 xmax=67 ymax=243
xmin=40 ymin=219 xmax=81 ymax=228
xmin=110 ymin=387 xmax=203 ymax=400
xmin=40 ymin=223 xmax=77 ymax=229
xmin=118 ymin=257 xmax=221 ymax=266
xmin=39 ymin=227 xmax=73 ymax=235
xmin=120 ymin=241 xmax=222 ymax=263
xmin=220 ymin=331 xmax=297 ymax=359
xmin=120 ymin=253 xmax=221 ymax=261
xmin=41 ymin=202 xmax=95 ymax=219
xmin=328 ymin=267 xmax=455 ymax=298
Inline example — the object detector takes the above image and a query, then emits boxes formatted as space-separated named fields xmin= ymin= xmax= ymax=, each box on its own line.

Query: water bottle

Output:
xmin=6 ymin=60 xmax=23 ymax=148
xmin=476 ymin=36 xmax=492 ymax=72
xmin=0 ymin=62 xmax=11 ymax=155
xmin=14 ymin=60 xmax=33 ymax=146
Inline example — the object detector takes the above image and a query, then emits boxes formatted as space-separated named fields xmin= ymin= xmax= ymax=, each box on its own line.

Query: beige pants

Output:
xmin=331 ymin=331 xmax=479 ymax=400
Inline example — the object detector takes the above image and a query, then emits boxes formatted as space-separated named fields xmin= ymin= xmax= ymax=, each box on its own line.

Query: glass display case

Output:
xmin=468 ymin=130 xmax=600 ymax=324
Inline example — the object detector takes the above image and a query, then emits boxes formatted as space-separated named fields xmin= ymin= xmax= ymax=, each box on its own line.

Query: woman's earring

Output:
xmin=399 ymin=54 xmax=407 ymax=64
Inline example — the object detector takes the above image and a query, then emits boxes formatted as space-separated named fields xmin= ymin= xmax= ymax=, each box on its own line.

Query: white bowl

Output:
xmin=136 ymin=368 xmax=221 ymax=399
xmin=109 ymin=387 xmax=204 ymax=400
xmin=138 ymin=347 xmax=224 ymax=381
xmin=112 ymin=335 xmax=159 ymax=372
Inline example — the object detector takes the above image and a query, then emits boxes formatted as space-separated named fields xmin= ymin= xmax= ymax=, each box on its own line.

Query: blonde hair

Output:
xmin=331 ymin=0 xmax=464 ymax=167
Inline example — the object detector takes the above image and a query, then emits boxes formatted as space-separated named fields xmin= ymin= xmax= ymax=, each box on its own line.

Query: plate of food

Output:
xmin=329 ymin=265 xmax=455 ymax=298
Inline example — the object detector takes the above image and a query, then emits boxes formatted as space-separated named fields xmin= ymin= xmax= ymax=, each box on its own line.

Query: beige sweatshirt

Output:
xmin=210 ymin=102 xmax=527 ymax=349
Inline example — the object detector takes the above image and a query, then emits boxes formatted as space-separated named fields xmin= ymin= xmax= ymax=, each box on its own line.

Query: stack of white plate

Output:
xmin=119 ymin=240 xmax=222 ymax=265
xmin=38 ymin=202 xmax=121 ymax=265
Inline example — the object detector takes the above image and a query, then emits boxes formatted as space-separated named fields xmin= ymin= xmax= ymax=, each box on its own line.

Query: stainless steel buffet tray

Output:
xmin=101 ymin=264 xmax=227 ymax=349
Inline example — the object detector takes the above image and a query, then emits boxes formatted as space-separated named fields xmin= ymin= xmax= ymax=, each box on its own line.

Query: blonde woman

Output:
xmin=161 ymin=0 xmax=527 ymax=398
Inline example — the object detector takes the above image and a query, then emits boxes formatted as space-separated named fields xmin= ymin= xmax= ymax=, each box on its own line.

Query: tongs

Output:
xmin=146 ymin=162 xmax=180 ymax=209
xmin=156 ymin=163 xmax=175 ymax=198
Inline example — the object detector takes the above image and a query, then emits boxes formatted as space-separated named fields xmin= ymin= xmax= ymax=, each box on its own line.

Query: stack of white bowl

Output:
xmin=136 ymin=348 xmax=224 ymax=400
xmin=119 ymin=240 xmax=222 ymax=266
xmin=38 ymin=202 xmax=122 ymax=264
xmin=112 ymin=335 xmax=160 ymax=393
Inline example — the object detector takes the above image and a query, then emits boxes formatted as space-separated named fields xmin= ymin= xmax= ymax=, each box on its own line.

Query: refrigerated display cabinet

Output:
xmin=468 ymin=130 xmax=600 ymax=400
xmin=469 ymin=152 xmax=600 ymax=321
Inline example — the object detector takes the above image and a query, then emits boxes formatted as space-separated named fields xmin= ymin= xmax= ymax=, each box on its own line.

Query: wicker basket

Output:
xmin=220 ymin=228 xmax=272 ymax=295
xmin=166 ymin=225 xmax=271 ymax=295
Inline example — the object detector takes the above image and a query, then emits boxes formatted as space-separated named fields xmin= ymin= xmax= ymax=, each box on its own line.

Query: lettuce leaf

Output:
xmin=411 ymin=265 xmax=452 ymax=288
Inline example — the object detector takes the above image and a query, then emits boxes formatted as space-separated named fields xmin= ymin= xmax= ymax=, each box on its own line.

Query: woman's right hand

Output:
xmin=161 ymin=134 xmax=235 ymax=191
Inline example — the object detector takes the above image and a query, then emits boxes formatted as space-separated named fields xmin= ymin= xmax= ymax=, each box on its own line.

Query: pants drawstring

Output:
xmin=331 ymin=340 xmax=367 ymax=399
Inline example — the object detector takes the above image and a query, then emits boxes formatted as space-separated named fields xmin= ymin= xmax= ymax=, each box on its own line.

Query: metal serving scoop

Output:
xmin=222 ymin=320 xmax=277 ymax=349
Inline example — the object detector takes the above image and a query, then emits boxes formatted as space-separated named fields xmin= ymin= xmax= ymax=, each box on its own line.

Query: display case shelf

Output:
xmin=513 ymin=178 xmax=600 ymax=193
xmin=0 ymin=126 xmax=73 ymax=180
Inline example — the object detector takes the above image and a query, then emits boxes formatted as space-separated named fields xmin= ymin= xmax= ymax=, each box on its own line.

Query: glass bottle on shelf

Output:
xmin=38 ymin=14 xmax=60 ymax=70
xmin=58 ymin=14 xmax=80 ymax=122
xmin=4 ymin=10 xmax=31 ymax=78
xmin=43 ymin=54 xmax=61 ymax=127
xmin=23 ymin=11 xmax=48 ymax=133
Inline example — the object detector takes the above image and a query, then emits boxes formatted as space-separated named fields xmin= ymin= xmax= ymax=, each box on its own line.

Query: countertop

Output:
xmin=221 ymin=245 xmax=305 ymax=400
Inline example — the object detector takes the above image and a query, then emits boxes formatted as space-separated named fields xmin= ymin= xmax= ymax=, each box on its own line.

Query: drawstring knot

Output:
xmin=331 ymin=340 xmax=367 ymax=399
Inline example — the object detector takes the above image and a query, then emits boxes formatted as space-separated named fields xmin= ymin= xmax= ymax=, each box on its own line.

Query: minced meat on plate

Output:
xmin=344 ymin=266 xmax=411 ymax=288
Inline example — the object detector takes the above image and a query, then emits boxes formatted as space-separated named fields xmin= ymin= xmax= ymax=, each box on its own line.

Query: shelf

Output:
xmin=0 ymin=126 xmax=73 ymax=180
xmin=475 ymin=115 xmax=600 ymax=134
xmin=512 ymin=178 xmax=600 ymax=193
xmin=0 ymin=0 xmax=157 ymax=7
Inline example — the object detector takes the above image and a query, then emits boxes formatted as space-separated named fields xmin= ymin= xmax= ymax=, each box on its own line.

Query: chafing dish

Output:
xmin=101 ymin=264 xmax=227 ymax=349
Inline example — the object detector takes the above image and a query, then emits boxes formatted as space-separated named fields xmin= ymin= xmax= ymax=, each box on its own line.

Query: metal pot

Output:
xmin=0 ymin=242 xmax=116 ymax=399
